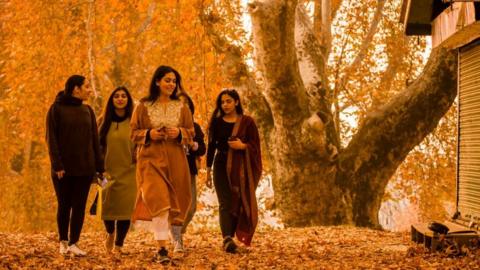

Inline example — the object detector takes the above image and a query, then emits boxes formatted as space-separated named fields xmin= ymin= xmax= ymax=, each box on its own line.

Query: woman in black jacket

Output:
xmin=173 ymin=93 xmax=206 ymax=252
xmin=46 ymin=75 xmax=104 ymax=256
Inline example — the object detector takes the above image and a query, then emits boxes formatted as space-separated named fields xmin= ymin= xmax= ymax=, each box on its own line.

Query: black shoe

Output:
xmin=223 ymin=236 xmax=237 ymax=254
xmin=155 ymin=247 xmax=170 ymax=265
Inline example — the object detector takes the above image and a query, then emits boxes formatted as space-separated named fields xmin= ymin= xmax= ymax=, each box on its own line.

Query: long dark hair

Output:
xmin=143 ymin=65 xmax=183 ymax=102
xmin=64 ymin=75 xmax=85 ymax=96
xmin=177 ymin=92 xmax=195 ymax=115
xmin=208 ymin=88 xmax=244 ymax=141
xmin=98 ymin=86 xmax=134 ymax=150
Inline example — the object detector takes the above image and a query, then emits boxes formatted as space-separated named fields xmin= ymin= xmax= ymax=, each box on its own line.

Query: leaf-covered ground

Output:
xmin=1 ymin=226 xmax=479 ymax=269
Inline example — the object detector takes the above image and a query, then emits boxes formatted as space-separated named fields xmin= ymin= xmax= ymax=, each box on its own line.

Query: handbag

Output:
xmin=89 ymin=185 xmax=103 ymax=218
xmin=89 ymin=193 xmax=98 ymax=215
xmin=89 ymin=174 xmax=107 ymax=217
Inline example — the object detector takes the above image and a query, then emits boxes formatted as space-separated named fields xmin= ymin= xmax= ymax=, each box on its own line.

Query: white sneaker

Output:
xmin=67 ymin=244 xmax=87 ymax=256
xmin=170 ymin=225 xmax=184 ymax=253
xmin=173 ymin=240 xmax=184 ymax=253
xmin=59 ymin=241 xmax=68 ymax=255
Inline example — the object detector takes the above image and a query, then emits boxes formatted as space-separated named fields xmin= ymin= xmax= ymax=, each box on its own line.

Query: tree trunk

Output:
xmin=249 ymin=0 xmax=350 ymax=226
xmin=248 ymin=0 xmax=457 ymax=227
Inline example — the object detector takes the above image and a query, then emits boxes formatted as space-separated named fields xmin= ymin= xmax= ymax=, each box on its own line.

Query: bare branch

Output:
xmin=337 ymin=0 xmax=386 ymax=95
xmin=313 ymin=0 xmax=344 ymax=55
xmin=350 ymin=0 xmax=386 ymax=72
xmin=313 ymin=0 xmax=332 ymax=58
xmin=135 ymin=2 xmax=156 ymax=37
xmin=332 ymin=26 xmax=351 ymax=93
xmin=321 ymin=0 xmax=332 ymax=57
xmin=331 ymin=0 xmax=343 ymax=20
xmin=332 ymin=31 xmax=350 ymax=136
xmin=373 ymin=35 xmax=409 ymax=107
xmin=313 ymin=0 xmax=322 ymax=37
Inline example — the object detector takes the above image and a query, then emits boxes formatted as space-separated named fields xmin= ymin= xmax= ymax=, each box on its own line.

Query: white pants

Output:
xmin=140 ymin=189 xmax=170 ymax=241
xmin=152 ymin=210 xmax=169 ymax=240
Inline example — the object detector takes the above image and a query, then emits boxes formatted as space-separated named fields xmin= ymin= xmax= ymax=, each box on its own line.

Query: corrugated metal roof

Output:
xmin=401 ymin=0 xmax=450 ymax=35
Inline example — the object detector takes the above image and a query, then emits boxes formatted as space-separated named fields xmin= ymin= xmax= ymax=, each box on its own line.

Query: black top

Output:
xmin=110 ymin=112 xmax=129 ymax=131
xmin=112 ymin=111 xmax=129 ymax=123
xmin=186 ymin=122 xmax=206 ymax=175
xmin=46 ymin=91 xmax=104 ymax=176
xmin=206 ymin=117 xmax=235 ymax=167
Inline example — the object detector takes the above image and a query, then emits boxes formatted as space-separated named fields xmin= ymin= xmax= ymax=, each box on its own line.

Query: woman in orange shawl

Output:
xmin=130 ymin=66 xmax=193 ymax=264
xmin=206 ymin=89 xmax=262 ymax=253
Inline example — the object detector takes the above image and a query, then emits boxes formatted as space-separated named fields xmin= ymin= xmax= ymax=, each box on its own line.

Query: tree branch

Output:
xmin=337 ymin=0 xmax=386 ymax=96
xmin=373 ymin=35 xmax=409 ymax=107
xmin=314 ymin=0 xmax=343 ymax=37
xmin=331 ymin=0 xmax=343 ymax=20
xmin=295 ymin=5 xmax=328 ymax=110
xmin=295 ymin=5 xmax=340 ymax=150
xmin=135 ymin=2 xmax=156 ymax=38
xmin=248 ymin=0 xmax=308 ymax=127
xmin=337 ymin=47 xmax=457 ymax=226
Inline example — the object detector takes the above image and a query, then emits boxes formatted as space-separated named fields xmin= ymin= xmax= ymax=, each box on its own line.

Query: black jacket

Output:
xmin=187 ymin=122 xmax=206 ymax=175
xmin=46 ymin=91 xmax=104 ymax=176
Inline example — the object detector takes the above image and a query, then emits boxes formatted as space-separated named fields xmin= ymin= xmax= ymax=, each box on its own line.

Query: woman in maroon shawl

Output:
xmin=206 ymin=89 xmax=262 ymax=253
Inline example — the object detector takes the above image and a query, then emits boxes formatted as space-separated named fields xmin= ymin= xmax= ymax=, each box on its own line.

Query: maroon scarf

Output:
xmin=227 ymin=115 xmax=262 ymax=246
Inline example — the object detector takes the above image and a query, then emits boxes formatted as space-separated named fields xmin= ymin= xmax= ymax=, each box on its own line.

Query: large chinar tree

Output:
xmin=200 ymin=0 xmax=457 ymax=227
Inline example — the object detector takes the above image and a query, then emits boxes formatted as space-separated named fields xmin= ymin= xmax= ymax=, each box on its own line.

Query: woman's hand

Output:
xmin=101 ymin=172 xmax=111 ymax=180
xmin=206 ymin=168 xmax=213 ymax=188
xmin=166 ymin=127 xmax=180 ymax=139
xmin=191 ymin=141 xmax=199 ymax=151
xmin=228 ymin=138 xmax=246 ymax=150
xmin=56 ymin=170 xmax=65 ymax=179
xmin=150 ymin=129 xmax=166 ymax=141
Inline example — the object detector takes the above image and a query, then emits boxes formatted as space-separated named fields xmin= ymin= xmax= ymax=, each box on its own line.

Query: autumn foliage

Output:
xmin=0 ymin=0 xmax=456 ymax=232
xmin=2 ymin=227 xmax=480 ymax=269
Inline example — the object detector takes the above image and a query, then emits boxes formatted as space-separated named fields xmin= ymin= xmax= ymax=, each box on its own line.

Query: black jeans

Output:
xmin=104 ymin=220 xmax=131 ymax=247
xmin=213 ymin=152 xmax=238 ymax=238
xmin=52 ymin=174 xmax=92 ymax=245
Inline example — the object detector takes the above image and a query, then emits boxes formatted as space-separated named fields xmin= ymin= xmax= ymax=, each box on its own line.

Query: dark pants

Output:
xmin=213 ymin=153 xmax=238 ymax=238
xmin=52 ymin=174 xmax=92 ymax=245
xmin=104 ymin=220 xmax=131 ymax=247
